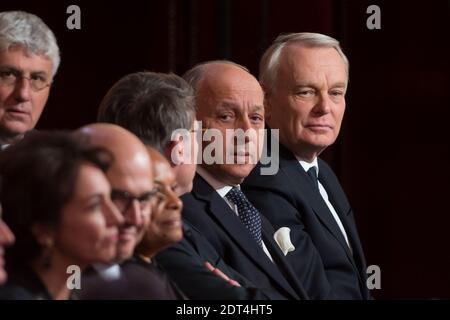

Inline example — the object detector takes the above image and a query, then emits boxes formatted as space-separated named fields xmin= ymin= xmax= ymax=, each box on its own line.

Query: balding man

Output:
xmin=77 ymin=124 xmax=181 ymax=299
xmin=96 ymin=71 xmax=275 ymax=299
xmin=78 ymin=123 xmax=155 ymax=266
xmin=180 ymin=61 xmax=307 ymax=300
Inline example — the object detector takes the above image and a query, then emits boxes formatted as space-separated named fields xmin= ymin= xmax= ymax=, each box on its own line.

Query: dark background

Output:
xmin=1 ymin=0 xmax=449 ymax=299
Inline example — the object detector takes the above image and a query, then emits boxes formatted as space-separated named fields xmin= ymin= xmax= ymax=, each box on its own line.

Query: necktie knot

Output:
xmin=307 ymin=166 xmax=319 ymax=188
xmin=226 ymin=187 xmax=262 ymax=247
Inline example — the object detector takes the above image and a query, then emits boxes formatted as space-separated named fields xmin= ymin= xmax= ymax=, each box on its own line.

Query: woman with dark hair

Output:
xmin=0 ymin=131 xmax=123 ymax=299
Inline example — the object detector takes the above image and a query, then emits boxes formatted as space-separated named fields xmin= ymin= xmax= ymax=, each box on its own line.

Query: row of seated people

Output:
xmin=0 ymin=11 xmax=370 ymax=300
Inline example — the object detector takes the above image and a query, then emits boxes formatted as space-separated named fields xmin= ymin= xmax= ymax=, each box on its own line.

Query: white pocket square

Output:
xmin=273 ymin=227 xmax=295 ymax=256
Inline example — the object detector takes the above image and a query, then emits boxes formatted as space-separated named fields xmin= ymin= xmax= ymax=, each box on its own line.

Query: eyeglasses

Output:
xmin=0 ymin=68 xmax=51 ymax=92
xmin=110 ymin=189 xmax=157 ymax=213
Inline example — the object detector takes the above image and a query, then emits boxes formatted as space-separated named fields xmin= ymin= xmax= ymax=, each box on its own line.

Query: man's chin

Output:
xmin=115 ymin=241 xmax=136 ymax=262
xmin=224 ymin=164 xmax=255 ymax=184
xmin=0 ymin=123 xmax=30 ymax=143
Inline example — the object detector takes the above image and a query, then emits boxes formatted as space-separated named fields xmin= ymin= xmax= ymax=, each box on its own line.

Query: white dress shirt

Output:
xmin=92 ymin=263 xmax=122 ymax=281
xmin=298 ymin=158 xmax=351 ymax=248
xmin=196 ymin=166 xmax=274 ymax=261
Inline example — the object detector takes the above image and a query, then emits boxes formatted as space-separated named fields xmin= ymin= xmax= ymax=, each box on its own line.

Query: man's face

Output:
xmin=266 ymin=44 xmax=347 ymax=161
xmin=107 ymin=153 xmax=154 ymax=262
xmin=0 ymin=46 xmax=53 ymax=142
xmin=197 ymin=67 xmax=265 ymax=185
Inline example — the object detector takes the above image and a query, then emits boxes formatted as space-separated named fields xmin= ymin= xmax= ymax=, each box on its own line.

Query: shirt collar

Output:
xmin=297 ymin=157 xmax=319 ymax=177
xmin=196 ymin=165 xmax=237 ymax=198
xmin=92 ymin=263 xmax=121 ymax=280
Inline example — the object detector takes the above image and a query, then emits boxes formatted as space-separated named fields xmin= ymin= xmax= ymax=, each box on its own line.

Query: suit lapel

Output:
xmin=318 ymin=162 xmax=368 ymax=290
xmin=192 ymin=174 xmax=300 ymax=299
xmin=260 ymin=218 xmax=309 ymax=299
xmin=278 ymin=145 xmax=354 ymax=260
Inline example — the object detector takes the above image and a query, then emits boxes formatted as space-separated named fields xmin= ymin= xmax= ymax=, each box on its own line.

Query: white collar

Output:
xmin=92 ymin=263 xmax=121 ymax=280
xmin=196 ymin=166 xmax=236 ymax=198
xmin=297 ymin=157 xmax=319 ymax=177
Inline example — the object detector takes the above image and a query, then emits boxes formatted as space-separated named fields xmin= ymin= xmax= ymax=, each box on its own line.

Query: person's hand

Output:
xmin=203 ymin=261 xmax=241 ymax=287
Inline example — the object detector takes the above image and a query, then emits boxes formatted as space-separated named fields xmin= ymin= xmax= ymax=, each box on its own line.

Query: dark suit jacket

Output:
xmin=156 ymin=221 xmax=271 ymax=300
xmin=79 ymin=259 xmax=181 ymax=300
xmin=242 ymin=140 xmax=370 ymax=300
xmin=0 ymin=265 xmax=52 ymax=300
xmin=180 ymin=174 xmax=308 ymax=300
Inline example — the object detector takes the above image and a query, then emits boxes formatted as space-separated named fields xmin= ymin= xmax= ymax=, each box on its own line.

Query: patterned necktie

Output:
xmin=225 ymin=187 xmax=263 ymax=247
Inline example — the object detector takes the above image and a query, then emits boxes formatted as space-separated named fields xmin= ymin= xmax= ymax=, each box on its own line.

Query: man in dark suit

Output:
xmin=96 ymin=71 xmax=275 ymax=299
xmin=175 ymin=61 xmax=308 ymax=300
xmin=242 ymin=33 xmax=370 ymax=299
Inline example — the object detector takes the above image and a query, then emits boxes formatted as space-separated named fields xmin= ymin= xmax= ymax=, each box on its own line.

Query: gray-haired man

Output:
xmin=242 ymin=32 xmax=371 ymax=299
xmin=0 ymin=11 xmax=60 ymax=148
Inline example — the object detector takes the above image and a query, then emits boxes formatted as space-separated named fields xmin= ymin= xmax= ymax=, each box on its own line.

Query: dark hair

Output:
xmin=0 ymin=130 xmax=113 ymax=267
xmin=97 ymin=72 xmax=195 ymax=153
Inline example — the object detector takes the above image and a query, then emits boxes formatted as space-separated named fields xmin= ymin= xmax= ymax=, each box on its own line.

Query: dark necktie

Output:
xmin=307 ymin=166 xmax=319 ymax=189
xmin=225 ymin=187 xmax=263 ymax=247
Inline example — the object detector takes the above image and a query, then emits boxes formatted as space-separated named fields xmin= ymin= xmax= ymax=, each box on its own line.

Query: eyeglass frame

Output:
xmin=0 ymin=68 xmax=52 ymax=92
xmin=110 ymin=189 xmax=158 ymax=213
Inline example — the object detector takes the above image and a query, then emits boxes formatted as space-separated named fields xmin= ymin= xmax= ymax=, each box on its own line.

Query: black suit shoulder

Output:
xmin=156 ymin=220 xmax=270 ymax=300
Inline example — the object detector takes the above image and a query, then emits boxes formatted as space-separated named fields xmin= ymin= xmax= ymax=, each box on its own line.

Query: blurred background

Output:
xmin=1 ymin=0 xmax=449 ymax=299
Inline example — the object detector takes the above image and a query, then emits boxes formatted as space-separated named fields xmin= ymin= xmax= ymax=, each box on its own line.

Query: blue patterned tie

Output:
xmin=226 ymin=187 xmax=263 ymax=247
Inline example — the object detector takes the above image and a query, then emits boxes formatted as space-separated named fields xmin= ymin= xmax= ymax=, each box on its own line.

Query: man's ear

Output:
xmin=261 ymin=83 xmax=272 ymax=121
xmin=165 ymin=135 xmax=184 ymax=166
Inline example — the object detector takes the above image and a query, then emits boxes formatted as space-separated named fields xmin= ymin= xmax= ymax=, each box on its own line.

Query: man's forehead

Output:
xmin=0 ymin=47 xmax=52 ymax=75
xmin=107 ymin=167 xmax=153 ymax=191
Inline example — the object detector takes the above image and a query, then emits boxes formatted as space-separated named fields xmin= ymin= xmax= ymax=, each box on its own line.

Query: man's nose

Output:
xmin=13 ymin=77 xmax=32 ymax=103
xmin=104 ymin=199 xmax=125 ymax=227
xmin=313 ymin=92 xmax=332 ymax=115
xmin=125 ymin=199 xmax=143 ymax=227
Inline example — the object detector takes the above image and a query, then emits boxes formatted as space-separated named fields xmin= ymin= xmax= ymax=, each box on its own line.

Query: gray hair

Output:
xmin=0 ymin=11 xmax=60 ymax=77
xmin=183 ymin=60 xmax=249 ymax=93
xmin=97 ymin=72 xmax=195 ymax=153
xmin=259 ymin=32 xmax=349 ymax=92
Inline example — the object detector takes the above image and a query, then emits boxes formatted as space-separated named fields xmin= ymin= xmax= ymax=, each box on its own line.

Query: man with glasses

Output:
xmin=0 ymin=11 xmax=60 ymax=149
xmin=78 ymin=123 xmax=155 ymax=265
xmin=76 ymin=123 xmax=184 ymax=299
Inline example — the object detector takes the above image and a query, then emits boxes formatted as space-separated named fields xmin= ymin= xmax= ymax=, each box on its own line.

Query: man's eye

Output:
xmin=218 ymin=114 xmax=233 ymax=121
xmin=296 ymin=90 xmax=314 ymax=97
xmin=249 ymin=115 xmax=264 ymax=123
xmin=330 ymin=90 xmax=344 ymax=96
xmin=30 ymin=74 xmax=46 ymax=82
xmin=0 ymin=70 xmax=16 ymax=79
